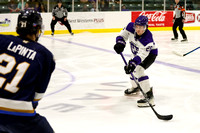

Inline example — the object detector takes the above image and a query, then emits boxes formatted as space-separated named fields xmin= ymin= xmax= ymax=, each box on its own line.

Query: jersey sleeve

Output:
xmin=63 ymin=6 xmax=68 ymax=17
xmin=52 ymin=6 xmax=57 ymax=16
xmin=181 ymin=6 xmax=186 ymax=19
xmin=33 ymin=50 xmax=55 ymax=101
xmin=116 ymin=22 xmax=135 ymax=44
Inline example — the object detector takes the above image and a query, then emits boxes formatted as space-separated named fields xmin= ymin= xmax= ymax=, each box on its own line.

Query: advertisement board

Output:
xmin=131 ymin=11 xmax=200 ymax=28
xmin=0 ymin=15 xmax=12 ymax=31
xmin=131 ymin=11 xmax=174 ymax=27
xmin=181 ymin=11 xmax=200 ymax=26
xmin=185 ymin=12 xmax=195 ymax=24
xmin=56 ymin=12 xmax=105 ymax=30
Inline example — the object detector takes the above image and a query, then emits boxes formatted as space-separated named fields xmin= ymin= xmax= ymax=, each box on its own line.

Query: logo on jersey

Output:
xmin=130 ymin=42 xmax=139 ymax=55
xmin=0 ymin=18 xmax=11 ymax=27
xmin=185 ymin=13 xmax=195 ymax=23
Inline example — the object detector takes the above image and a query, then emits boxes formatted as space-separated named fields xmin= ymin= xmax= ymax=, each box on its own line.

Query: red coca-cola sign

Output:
xmin=132 ymin=11 xmax=173 ymax=27
xmin=185 ymin=13 xmax=195 ymax=23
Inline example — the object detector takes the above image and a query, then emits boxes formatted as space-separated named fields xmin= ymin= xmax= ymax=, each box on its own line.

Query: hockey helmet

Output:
xmin=135 ymin=15 xmax=148 ymax=26
xmin=16 ymin=9 xmax=42 ymax=37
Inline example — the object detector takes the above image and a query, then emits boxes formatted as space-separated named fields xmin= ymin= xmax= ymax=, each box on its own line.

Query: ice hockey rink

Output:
xmin=36 ymin=30 xmax=200 ymax=133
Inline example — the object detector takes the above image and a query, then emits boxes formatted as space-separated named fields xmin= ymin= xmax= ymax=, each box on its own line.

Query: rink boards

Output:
xmin=1 ymin=11 xmax=200 ymax=35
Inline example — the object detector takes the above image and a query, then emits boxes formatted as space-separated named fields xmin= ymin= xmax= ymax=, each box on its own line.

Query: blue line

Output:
xmin=155 ymin=61 xmax=200 ymax=74
xmin=42 ymin=36 xmax=200 ymax=74
xmin=44 ymin=67 xmax=76 ymax=97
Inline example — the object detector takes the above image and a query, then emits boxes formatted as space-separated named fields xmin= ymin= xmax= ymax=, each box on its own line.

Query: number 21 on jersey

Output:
xmin=0 ymin=53 xmax=30 ymax=93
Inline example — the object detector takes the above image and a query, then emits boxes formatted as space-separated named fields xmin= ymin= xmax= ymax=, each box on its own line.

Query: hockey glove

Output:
xmin=124 ymin=60 xmax=136 ymax=74
xmin=114 ymin=42 xmax=125 ymax=54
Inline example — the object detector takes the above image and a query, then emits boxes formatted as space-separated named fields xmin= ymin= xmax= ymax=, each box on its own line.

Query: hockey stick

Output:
xmin=183 ymin=46 xmax=200 ymax=56
xmin=120 ymin=53 xmax=173 ymax=121
xmin=173 ymin=46 xmax=200 ymax=57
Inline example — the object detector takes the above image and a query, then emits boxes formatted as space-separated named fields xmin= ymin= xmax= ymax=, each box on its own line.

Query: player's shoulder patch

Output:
xmin=126 ymin=22 xmax=135 ymax=34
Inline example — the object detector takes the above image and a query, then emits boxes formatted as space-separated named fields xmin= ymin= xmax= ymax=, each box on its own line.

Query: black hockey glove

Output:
xmin=114 ymin=42 xmax=125 ymax=54
xmin=124 ymin=60 xmax=136 ymax=74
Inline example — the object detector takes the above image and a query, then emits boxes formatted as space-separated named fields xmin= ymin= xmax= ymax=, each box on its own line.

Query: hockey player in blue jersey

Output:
xmin=114 ymin=15 xmax=158 ymax=107
xmin=0 ymin=9 xmax=55 ymax=133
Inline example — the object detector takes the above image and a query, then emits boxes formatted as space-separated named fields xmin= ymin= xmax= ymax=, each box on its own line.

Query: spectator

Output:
xmin=34 ymin=2 xmax=40 ymax=12
xmin=82 ymin=4 xmax=89 ymax=12
xmin=100 ymin=0 xmax=109 ymax=11
xmin=110 ymin=4 xmax=116 ymax=11
xmin=40 ymin=3 xmax=47 ymax=12
xmin=24 ymin=2 xmax=30 ymax=10
xmin=8 ymin=0 xmax=18 ymax=13
xmin=16 ymin=1 xmax=26 ymax=11
xmin=169 ymin=4 xmax=174 ymax=10
xmin=90 ymin=3 xmax=98 ymax=12
xmin=122 ymin=5 xmax=129 ymax=11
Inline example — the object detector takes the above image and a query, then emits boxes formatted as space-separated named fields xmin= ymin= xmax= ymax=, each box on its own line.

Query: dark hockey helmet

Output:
xmin=16 ymin=9 xmax=42 ymax=36
xmin=135 ymin=15 xmax=148 ymax=26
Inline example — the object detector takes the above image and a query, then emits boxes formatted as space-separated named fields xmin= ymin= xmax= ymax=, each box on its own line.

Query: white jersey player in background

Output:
xmin=114 ymin=15 xmax=158 ymax=107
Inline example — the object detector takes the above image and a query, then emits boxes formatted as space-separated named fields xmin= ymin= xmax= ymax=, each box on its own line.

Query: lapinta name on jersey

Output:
xmin=7 ymin=41 xmax=36 ymax=60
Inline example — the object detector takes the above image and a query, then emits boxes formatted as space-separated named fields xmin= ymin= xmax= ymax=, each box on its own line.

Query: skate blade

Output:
xmin=137 ymin=104 xmax=155 ymax=108
xmin=137 ymin=100 xmax=155 ymax=108
xmin=124 ymin=91 xmax=140 ymax=96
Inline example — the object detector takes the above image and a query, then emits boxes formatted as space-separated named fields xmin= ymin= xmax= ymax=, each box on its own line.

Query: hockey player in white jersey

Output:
xmin=114 ymin=15 xmax=158 ymax=107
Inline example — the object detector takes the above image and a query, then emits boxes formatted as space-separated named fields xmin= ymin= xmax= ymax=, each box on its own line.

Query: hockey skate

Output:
xmin=181 ymin=38 xmax=188 ymax=42
xmin=70 ymin=32 xmax=74 ymax=36
xmin=137 ymin=88 xmax=155 ymax=107
xmin=171 ymin=38 xmax=178 ymax=41
xmin=124 ymin=87 xmax=139 ymax=95
xmin=51 ymin=32 xmax=54 ymax=36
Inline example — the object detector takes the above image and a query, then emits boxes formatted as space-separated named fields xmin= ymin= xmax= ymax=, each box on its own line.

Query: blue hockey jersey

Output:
xmin=0 ymin=35 xmax=55 ymax=116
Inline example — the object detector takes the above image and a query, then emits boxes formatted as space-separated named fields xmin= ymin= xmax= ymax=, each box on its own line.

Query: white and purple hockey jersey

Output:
xmin=116 ymin=22 xmax=158 ymax=66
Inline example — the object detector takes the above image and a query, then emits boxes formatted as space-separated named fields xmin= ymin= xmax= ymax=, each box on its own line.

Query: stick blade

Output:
xmin=157 ymin=114 xmax=173 ymax=121
xmin=172 ymin=51 xmax=184 ymax=57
